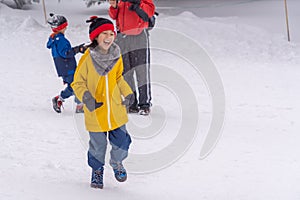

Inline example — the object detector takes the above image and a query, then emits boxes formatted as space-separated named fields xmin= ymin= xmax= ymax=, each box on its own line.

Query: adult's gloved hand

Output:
xmin=82 ymin=91 xmax=103 ymax=112
xmin=122 ymin=93 xmax=135 ymax=107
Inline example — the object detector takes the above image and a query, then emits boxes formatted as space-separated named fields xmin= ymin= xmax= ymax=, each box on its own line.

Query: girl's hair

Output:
xmin=86 ymin=40 xmax=98 ymax=49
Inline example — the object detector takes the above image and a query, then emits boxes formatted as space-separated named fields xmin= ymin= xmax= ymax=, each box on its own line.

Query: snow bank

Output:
xmin=159 ymin=12 xmax=300 ymax=67
xmin=18 ymin=16 xmax=45 ymax=31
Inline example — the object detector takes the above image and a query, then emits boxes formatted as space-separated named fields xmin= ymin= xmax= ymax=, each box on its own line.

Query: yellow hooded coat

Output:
xmin=72 ymin=47 xmax=132 ymax=132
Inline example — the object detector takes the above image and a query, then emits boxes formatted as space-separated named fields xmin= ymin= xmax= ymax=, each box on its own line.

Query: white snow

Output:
xmin=0 ymin=0 xmax=300 ymax=199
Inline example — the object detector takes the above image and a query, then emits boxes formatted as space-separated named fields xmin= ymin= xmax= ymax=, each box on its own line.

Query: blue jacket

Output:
xmin=47 ymin=33 xmax=77 ymax=77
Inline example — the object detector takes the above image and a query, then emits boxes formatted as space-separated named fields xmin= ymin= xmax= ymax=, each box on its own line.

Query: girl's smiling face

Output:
xmin=96 ymin=30 xmax=115 ymax=53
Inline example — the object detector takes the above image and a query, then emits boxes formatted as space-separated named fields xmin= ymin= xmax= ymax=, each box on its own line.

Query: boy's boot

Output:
xmin=52 ymin=95 xmax=63 ymax=113
xmin=90 ymin=167 xmax=104 ymax=189
xmin=113 ymin=163 xmax=127 ymax=182
xmin=75 ymin=103 xmax=84 ymax=113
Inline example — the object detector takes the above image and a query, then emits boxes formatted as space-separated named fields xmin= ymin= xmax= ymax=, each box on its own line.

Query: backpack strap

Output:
xmin=130 ymin=4 xmax=150 ymax=22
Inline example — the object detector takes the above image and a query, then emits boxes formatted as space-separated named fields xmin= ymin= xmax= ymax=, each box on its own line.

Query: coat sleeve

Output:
xmin=116 ymin=56 xmax=132 ymax=97
xmin=56 ymin=37 xmax=75 ymax=59
xmin=71 ymin=52 xmax=89 ymax=102
xmin=109 ymin=6 xmax=119 ymax=20
xmin=46 ymin=37 xmax=53 ymax=49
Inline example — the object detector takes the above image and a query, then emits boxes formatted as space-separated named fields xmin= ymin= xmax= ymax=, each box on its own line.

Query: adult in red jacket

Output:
xmin=109 ymin=0 xmax=155 ymax=115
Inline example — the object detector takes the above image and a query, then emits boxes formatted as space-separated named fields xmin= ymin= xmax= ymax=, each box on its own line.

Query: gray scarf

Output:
xmin=89 ymin=43 xmax=121 ymax=76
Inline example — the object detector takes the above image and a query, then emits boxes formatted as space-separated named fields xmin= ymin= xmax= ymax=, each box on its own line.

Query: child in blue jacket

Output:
xmin=46 ymin=13 xmax=86 ymax=113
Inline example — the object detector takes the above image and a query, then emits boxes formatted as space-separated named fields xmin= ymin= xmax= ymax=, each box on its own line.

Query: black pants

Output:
xmin=116 ymin=30 xmax=151 ymax=109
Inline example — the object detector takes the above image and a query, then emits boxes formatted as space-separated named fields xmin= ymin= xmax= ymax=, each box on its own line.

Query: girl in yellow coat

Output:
xmin=72 ymin=16 xmax=134 ymax=189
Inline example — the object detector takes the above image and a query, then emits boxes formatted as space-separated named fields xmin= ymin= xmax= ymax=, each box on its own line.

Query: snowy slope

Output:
xmin=0 ymin=0 xmax=300 ymax=199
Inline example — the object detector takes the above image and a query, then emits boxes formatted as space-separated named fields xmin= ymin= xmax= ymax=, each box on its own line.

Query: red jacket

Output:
xmin=109 ymin=0 xmax=155 ymax=35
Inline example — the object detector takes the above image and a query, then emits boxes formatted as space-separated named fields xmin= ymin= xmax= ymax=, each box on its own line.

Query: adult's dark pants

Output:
xmin=116 ymin=29 xmax=152 ymax=109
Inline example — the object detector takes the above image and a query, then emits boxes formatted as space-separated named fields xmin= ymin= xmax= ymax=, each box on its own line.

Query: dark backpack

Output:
xmin=148 ymin=11 xmax=159 ymax=30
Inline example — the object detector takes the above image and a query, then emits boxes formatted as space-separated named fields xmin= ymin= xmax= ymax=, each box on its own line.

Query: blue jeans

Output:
xmin=87 ymin=125 xmax=132 ymax=170
xmin=60 ymin=74 xmax=80 ymax=104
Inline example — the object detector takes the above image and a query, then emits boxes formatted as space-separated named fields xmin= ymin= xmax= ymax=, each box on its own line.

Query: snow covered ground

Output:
xmin=0 ymin=0 xmax=300 ymax=199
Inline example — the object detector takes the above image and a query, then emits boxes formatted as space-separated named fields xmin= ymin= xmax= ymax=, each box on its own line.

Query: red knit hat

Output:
xmin=47 ymin=13 xmax=68 ymax=32
xmin=86 ymin=16 xmax=115 ymax=41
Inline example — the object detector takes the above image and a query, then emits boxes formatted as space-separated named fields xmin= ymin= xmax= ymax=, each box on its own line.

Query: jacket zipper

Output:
xmin=105 ymin=75 xmax=112 ymax=129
